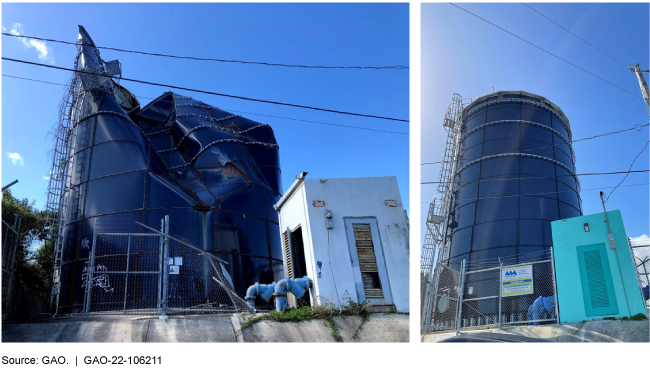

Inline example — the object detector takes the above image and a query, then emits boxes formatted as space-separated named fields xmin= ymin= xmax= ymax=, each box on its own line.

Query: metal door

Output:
xmin=577 ymin=243 xmax=619 ymax=317
xmin=344 ymin=217 xmax=393 ymax=305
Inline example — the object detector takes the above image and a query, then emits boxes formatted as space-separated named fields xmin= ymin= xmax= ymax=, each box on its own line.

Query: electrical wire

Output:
xmin=2 ymin=32 xmax=408 ymax=71
xmin=326 ymin=226 xmax=343 ymax=311
xmin=604 ymin=140 xmax=650 ymax=202
xmin=2 ymin=57 xmax=409 ymax=123
xmin=2 ymin=74 xmax=408 ymax=135
xmin=521 ymin=3 xmax=629 ymax=68
xmin=449 ymin=2 xmax=643 ymax=99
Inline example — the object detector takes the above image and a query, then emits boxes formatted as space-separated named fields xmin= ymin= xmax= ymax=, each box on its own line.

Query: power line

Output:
xmin=420 ymin=123 xmax=649 ymax=165
xmin=449 ymin=2 xmax=642 ymax=99
xmin=2 ymin=73 xmax=408 ymax=136
xmin=604 ymin=140 xmax=650 ymax=202
xmin=421 ymin=169 xmax=650 ymax=185
xmin=2 ymin=57 xmax=409 ymax=123
xmin=2 ymin=32 xmax=408 ymax=71
xmin=521 ymin=3 xmax=628 ymax=68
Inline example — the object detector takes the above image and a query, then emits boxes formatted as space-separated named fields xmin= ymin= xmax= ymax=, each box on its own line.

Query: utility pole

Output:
xmin=629 ymin=63 xmax=650 ymax=118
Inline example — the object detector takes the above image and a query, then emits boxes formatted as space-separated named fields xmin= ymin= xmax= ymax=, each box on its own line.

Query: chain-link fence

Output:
xmin=422 ymin=248 xmax=559 ymax=338
xmin=460 ymin=249 xmax=558 ymax=331
xmin=629 ymin=237 xmax=650 ymax=310
xmin=82 ymin=217 xmax=251 ymax=318
xmin=1 ymin=215 xmax=21 ymax=319
xmin=422 ymin=263 xmax=463 ymax=334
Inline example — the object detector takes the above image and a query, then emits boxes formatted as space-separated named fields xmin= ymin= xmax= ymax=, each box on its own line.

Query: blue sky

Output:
xmin=422 ymin=3 xmax=649 ymax=241
xmin=1 ymin=3 xmax=409 ymax=214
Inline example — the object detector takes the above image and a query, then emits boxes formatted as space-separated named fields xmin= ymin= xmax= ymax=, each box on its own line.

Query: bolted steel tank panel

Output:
xmin=56 ymin=26 xmax=283 ymax=313
xmin=443 ymin=91 xmax=582 ymax=268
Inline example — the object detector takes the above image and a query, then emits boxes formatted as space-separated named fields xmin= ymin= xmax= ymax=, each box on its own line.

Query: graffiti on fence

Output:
xmin=82 ymin=264 xmax=114 ymax=292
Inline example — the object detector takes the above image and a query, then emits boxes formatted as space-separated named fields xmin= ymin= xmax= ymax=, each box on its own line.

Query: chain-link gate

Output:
xmin=422 ymin=248 xmax=559 ymax=336
xmin=460 ymin=249 xmax=558 ymax=331
xmin=82 ymin=216 xmax=251 ymax=318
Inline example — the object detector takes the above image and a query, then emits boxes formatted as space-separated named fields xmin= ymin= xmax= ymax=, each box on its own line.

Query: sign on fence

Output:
xmin=502 ymin=264 xmax=533 ymax=297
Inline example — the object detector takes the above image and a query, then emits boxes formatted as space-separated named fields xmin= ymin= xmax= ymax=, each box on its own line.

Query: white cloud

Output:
xmin=10 ymin=22 xmax=54 ymax=64
xmin=43 ymin=176 xmax=50 ymax=180
xmin=7 ymin=152 xmax=24 ymax=166
xmin=629 ymin=234 xmax=649 ymax=245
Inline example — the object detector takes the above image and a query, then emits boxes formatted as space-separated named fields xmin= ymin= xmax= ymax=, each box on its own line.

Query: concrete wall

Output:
xmin=277 ymin=176 xmax=409 ymax=312
xmin=552 ymin=210 xmax=646 ymax=323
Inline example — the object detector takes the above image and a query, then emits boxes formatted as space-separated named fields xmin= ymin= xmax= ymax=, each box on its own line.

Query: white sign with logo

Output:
xmin=167 ymin=257 xmax=182 ymax=275
xmin=501 ymin=264 xmax=533 ymax=297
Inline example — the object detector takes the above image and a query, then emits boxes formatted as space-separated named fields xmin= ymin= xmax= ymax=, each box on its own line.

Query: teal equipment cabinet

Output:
xmin=551 ymin=210 xmax=646 ymax=323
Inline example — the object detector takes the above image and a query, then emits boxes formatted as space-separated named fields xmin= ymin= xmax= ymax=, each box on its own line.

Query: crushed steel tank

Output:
xmin=55 ymin=26 xmax=283 ymax=312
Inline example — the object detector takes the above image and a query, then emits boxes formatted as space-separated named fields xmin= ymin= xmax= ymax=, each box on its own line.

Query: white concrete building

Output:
xmin=274 ymin=173 xmax=409 ymax=313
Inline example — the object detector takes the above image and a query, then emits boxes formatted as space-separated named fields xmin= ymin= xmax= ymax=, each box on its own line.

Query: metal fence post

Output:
xmin=422 ymin=263 xmax=440 ymax=335
xmin=157 ymin=218 xmax=164 ymax=316
xmin=498 ymin=259 xmax=503 ymax=329
xmin=123 ymin=235 xmax=131 ymax=314
xmin=160 ymin=215 xmax=170 ymax=319
xmin=6 ymin=216 xmax=21 ymax=310
xmin=550 ymin=246 xmax=560 ymax=324
xmin=456 ymin=259 xmax=467 ymax=336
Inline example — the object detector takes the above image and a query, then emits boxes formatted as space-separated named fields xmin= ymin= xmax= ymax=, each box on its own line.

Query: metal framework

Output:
xmin=420 ymin=93 xmax=464 ymax=331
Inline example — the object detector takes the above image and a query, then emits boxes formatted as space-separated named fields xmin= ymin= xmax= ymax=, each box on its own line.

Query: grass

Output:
xmin=238 ymin=300 xmax=372 ymax=342
xmin=325 ymin=317 xmax=341 ymax=342
xmin=351 ymin=313 xmax=370 ymax=339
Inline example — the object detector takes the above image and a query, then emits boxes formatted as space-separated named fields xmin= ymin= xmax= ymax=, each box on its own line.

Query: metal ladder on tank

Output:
xmin=48 ymin=69 xmax=84 ymax=313
xmin=421 ymin=93 xmax=464 ymax=334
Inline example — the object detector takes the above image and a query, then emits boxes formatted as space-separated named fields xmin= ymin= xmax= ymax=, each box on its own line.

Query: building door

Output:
xmin=344 ymin=217 xmax=393 ymax=305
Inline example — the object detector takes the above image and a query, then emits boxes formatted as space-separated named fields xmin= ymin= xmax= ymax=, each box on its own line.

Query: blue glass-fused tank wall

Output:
xmin=439 ymin=91 xmax=583 ymax=318
xmin=443 ymin=91 xmax=582 ymax=266
xmin=56 ymin=26 xmax=283 ymax=312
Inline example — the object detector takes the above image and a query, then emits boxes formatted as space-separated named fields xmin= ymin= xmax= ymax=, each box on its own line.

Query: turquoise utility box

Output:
xmin=551 ymin=210 xmax=646 ymax=323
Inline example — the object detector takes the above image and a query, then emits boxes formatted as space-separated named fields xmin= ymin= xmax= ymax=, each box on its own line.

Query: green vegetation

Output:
xmin=325 ymin=317 xmax=341 ymax=342
xmin=2 ymin=189 xmax=54 ymax=320
xmin=623 ymin=313 xmax=647 ymax=321
xmin=351 ymin=313 xmax=369 ymax=339
xmin=238 ymin=300 xmax=371 ymax=342
xmin=602 ymin=317 xmax=617 ymax=321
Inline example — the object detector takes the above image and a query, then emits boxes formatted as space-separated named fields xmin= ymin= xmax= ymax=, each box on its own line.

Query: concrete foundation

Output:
xmin=422 ymin=319 xmax=649 ymax=343
xmin=2 ymin=313 xmax=408 ymax=343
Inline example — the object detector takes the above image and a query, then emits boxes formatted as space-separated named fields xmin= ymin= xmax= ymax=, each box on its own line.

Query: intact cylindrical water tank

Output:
xmin=443 ymin=91 xmax=581 ymax=320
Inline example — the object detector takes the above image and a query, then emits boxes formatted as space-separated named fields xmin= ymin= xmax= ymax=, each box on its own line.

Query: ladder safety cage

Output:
xmin=421 ymin=93 xmax=464 ymax=333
